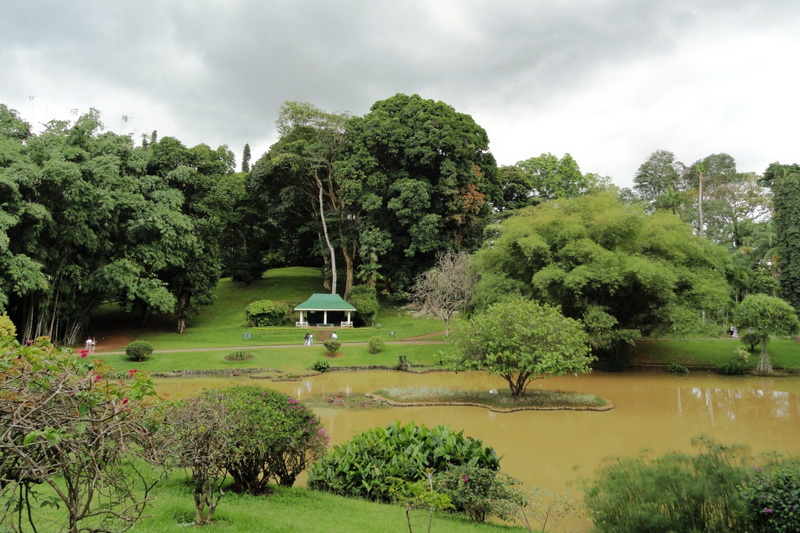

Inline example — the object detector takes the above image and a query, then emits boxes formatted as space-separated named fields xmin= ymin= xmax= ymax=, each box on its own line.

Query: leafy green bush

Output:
xmin=347 ymin=285 xmax=380 ymax=326
xmin=210 ymin=386 xmax=328 ymax=494
xmin=245 ymin=300 xmax=291 ymax=327
xmin=311 ymin=360 xmax=330 ymax=373
xmin=667 ymin=363 xmax=689 ymax=374
xmin=584 ymin=437 xmax=751 ymax=533
xmin=308 ymin=421 xmax=500 ymax=503
xmin=125 ymin=340 xmax=154 ymax=362
xmin=368 ymin=336 xmax=384 ymax=354
xmin=323 ymin=340 xmax=341 ymax=355
xmin=0 ymin=315 xmax=16 ymax=338
xmin=434 ymin=464 xmax=525 ymax=523
xmin=395 ymin=355 xmax=411 ymax=371
xmin=717 ymin=359 xmax=748 ymax=376
xmin=741 ymin=330 xmax=760 ymax=352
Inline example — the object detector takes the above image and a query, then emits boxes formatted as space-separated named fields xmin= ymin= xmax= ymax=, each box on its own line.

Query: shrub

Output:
xmin=212 ymin=386 xmax=327 ymax=494
xmin=323 ymin=340 xmax=341 ymax=355
xmin=667 ymin=363 xmax=689 ymax=374
xmin=0 ymin=337 xmax=166 ymax=532
xmin=125 ymin=340 xmax=154 ymax=362
xmin=347 ymin=285 xmax=380 ymax=326
xmin=245 ymin=300 xmax=291 ymax=327
xmin=0 ymin=315 xmax=15 ymax=338
xmin=741 ymin=330 xmax=760 ymax=352
xmin=308 ymin=421 xmax=499 ymax=503
xmin=395 ymin=355 xmax=411 ymax=371
xmin=743 ymin=461 xmax=800 ymax=532
xmin=368 ymin=335 xmax=384 ymax=354
xmin=226 ymin=349 xmax=252 ymax=361
xmin=584 ymin=436 xmax=751 ymax=533
xmin=717 ymin=359 xmax=748 ymax=376
xmin=312 ymin=360 xmax=331 ymax=373
xmin=434 ymin=464 xmax=525 ymax=523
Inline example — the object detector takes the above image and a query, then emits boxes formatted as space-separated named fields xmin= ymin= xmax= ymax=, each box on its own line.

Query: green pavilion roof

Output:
xmin=294 ymin=294 xmax=356 ymax=312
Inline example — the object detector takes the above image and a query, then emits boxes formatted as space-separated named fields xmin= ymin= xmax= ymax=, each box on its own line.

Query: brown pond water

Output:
xmin=155 ymin=370 xmax=800 ymax=531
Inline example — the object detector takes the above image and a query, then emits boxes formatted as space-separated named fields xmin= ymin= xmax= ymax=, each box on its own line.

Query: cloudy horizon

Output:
xmin=3 ymin=1 xmax=799 ymax=187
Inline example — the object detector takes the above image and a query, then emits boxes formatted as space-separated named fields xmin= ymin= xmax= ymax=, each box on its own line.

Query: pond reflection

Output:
xmin=155 ymin=370 xmax=800 ymax=531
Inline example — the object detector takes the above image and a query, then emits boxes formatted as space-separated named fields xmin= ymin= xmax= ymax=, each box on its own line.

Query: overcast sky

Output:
xmin=3 ymin=1 xmax=799 ymax=187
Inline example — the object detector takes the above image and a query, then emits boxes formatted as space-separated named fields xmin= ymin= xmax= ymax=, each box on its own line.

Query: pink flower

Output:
xmin=462 ymin=474 xmax=469 ymax=483
xmin=763 ymin=508 xmax=773 ymax=514
xmin=121 ymin=397 xmax=129 ymax=408
xmin=288 ymin=397 xmax=297 ymax=405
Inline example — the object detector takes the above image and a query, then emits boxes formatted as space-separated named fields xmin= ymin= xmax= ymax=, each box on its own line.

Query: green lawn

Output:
xmin=633 ymin=337 xmax=800 ymax=371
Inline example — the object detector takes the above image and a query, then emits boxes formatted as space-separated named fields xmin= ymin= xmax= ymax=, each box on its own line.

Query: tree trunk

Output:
xmin=316 ymin=175 xmax=337 ymax=294
xmin=756 ymin=345 xmax=773 ymax=374
xmin=342 ymin=247 xmax=354 ymax=296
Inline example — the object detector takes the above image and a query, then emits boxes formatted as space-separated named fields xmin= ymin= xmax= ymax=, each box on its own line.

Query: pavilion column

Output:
xmin=299 ymin=311 xmax=304 ymax=324
xmin=324 ymin=311 xmax=328 ymax=324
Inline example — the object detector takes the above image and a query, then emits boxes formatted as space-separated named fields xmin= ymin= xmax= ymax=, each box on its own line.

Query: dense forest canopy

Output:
xmin=1 ymin=97 xmax=797 ymax=346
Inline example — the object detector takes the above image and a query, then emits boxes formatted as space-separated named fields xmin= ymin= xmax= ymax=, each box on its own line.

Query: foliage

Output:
xmin=519 ymin=487 xmax=580 ymax=533
xmin=311 ymin=360 xmax=331 ymax=373
xmin=716 ymin=359 xmax=749 ymax=376
xmin=308 ymin=421 xmax=500 ymax=503
xmin=346 ymin=285 xmax=379 ymax=326
xmin=514 ymin=152 xmax=593 ymax=201
xmin=0 ymin=315 xmax=15 ymax=337
xmin=0 ymin=337 xmax=166 ymax=532
xmin=389 ymin=470 xmax=454 ymax=533
xmin=245 ymin=299 xmax=291 ymax=326
xmin=411 ymin=250 xmax=477 ymax=335
xmin=449 ymin=298 xmax=593 ymax=397
xmin=667 ymin=363 xmax=689 ymax=374
xmin=368 ymin=335 xmax=385 ymax=354
xmin=584 ymin=436 xmax=752 ymax=533
xmin=741 ymin=329 xmax=761 ymax=351
xmin=334 ymin=93 xmax=500 ymax=293
xmin=211 ymin=386 xmax=327 ymax=494
xmin=770 ymin=163 xmax=800 ymax=313
xmin=126 ymin=340 xmax=154 ymax=361
xmin=395 ymin=354 xmax=411 ymax=371
xmin=226 ymin=349 xmax=253 ymax=361
xmin=166 ymin=392 xmax=232 ymax=525
xmin=733 ymin=294 xmax=799 ymax=374
xmin=470 ymin=192 xmax=733 ymax=357
xmin=323 ymin=339 xmax=341 ymax=355
xmin=743 ymin=461 xmax=800 ymax=532
xmin=434 ymin=465 xmax=526 ymax=523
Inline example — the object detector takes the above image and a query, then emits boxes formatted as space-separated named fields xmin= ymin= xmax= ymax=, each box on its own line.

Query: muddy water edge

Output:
xmin=155 ymin=370 xmax=800 ymax=531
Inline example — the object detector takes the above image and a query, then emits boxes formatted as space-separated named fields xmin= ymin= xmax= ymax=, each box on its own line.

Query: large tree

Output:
xmin=448 ymin=298 xmax=593 ymax=397
xmin=334 ymin=93 xmax=500 ymax=293
xmin=410 ymin=250 xmax=477 ymax=335
xmin=764 ymin=162 xmax=800 ymax=312
xmin=470 ymin=192 xmax=732 ymax=357
xmin=633 ymin=149 xmax=686 ymax=205
xmin=514 ymin=152 xmax=592 ymax=201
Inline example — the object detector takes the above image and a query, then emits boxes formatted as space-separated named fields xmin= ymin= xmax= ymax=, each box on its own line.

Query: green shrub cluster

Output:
xmin=308 ymin=421 xmax=499 ymax=503
xmin=245 ymin=300 xmax=291 ymax=327
xmin=125 ymin=340 xmax=154 ymax=362
xmin=666 ymin=363 xmax=689 ymax=374
xmin=312 ymin=360 xmax=331 ymax=373
xmin=434 ymin=464 xmax=525 ymax=523
xmin=368 ymin=335 xmax=384 ymax=354
xmin=584 ymin=437 xmax=751 ymax=532
xmin=347 ymin=285 xmax=379 ymax=326
xmin=226 ymin=349 xmax=252 ymax=361
xmin=743 ymin=462 xmax=800 ymax=532
xmin=717 ymin=359 xmax=748 ymax=375
xmin=215 ymin=386 xmax=328 ymax=492
xmin=323 ymin=339 xmax=341 ymax=355
xmin=0 ymin=315 xmax=15 ymax=338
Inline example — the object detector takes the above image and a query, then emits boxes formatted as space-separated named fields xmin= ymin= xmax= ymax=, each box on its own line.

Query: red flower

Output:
xmin=128 ymin=369 xmax=138 ymax=378
xmin=93 ymin=373 xmax=102 ymax=383
xmin=79 ymin=349 xmax=89 ymax=358
xmin=121 ymin=397 xmax=129 ymax=407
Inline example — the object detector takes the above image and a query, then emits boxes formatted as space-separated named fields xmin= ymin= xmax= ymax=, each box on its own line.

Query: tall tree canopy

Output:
xmin=334 ymin=93 xmax=500 ymax=293
xmin=764 ymin=162 xmax=800 ymax=312
xmin=470 ymin=192 xmax=732 ymax=357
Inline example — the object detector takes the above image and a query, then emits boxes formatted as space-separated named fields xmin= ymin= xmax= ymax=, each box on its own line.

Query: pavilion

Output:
xmin=294 ymin=294 xmax=356 ymax=327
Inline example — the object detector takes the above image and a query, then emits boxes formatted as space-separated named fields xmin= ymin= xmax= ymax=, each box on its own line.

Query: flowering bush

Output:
xmin=0 ymin=337 xmax=165 ymax=532
xmin=744 ymin=462 xmax=800 ymax=532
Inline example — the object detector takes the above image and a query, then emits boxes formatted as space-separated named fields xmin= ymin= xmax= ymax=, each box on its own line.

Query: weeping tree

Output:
xmin=733 ymin=294 xmax=799 ymax=374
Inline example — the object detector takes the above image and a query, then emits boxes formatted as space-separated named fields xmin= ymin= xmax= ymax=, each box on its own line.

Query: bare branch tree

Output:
xmin=411 ymin=251 xmax=478 ymax=335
